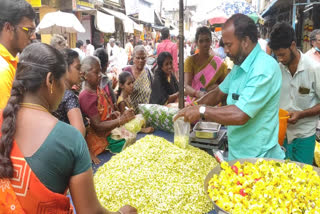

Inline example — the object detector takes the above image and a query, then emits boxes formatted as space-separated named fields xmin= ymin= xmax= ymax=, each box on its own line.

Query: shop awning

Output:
xmin=154 ymin=11 xmax=164 ymax=26
xmin=101 ymin=7 xmax=142 ymax=33
xmin=261 ymin=0 xmax=278 ymax=17
xmin=95 ymin=11 xmax=115 ymax=33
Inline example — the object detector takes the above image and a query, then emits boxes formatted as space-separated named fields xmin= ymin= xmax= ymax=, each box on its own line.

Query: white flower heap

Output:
xmin=94 ymin=135 xmax=217 ymax=214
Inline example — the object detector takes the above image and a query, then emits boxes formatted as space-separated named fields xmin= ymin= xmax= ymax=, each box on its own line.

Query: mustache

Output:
xmin=227 ymin=54 xmax=235 ymax=61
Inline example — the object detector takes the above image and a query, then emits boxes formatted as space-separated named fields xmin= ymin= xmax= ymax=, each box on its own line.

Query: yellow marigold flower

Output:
xmin=207 ymin=160 xmax=320 ymax=213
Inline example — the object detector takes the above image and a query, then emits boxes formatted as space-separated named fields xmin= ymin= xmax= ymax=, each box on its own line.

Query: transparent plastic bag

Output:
xmin=138 ymin=104 xmax=179 ymax=133
xmin=124 ymin=114 xmax=146 ymax=133
xmin=174 ymin=117 xmax=190 ymax=149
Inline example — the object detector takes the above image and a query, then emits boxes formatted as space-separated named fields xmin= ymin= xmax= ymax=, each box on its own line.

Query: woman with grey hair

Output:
xmin=305 ymin=29 xmax=320 ymax=63
xmin=122 ymin=45 xmax=153 ymax=113
xmin=79 ymin=56 xmax=135 ymax=164
xmin=50 ymin=34 xmax=68 ymax=50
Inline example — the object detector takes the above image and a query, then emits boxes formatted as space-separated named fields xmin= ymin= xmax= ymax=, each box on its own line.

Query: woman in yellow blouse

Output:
xmin=184 ymin=26 xmax=228 ymax=98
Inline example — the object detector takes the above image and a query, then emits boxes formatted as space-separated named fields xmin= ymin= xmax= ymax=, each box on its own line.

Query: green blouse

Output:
xmin=25 ymin=121 xmax=91 ymax=194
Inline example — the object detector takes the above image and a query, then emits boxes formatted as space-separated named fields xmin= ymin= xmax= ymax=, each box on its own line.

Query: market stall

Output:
xmin=66 ymin=104 xmax=320 ymax=214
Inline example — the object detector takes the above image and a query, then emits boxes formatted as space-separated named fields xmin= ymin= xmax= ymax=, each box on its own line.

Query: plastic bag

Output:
xmin=124 ymin=114 xmax=146 ymax=133
xmin=139 ymin=104 xmax=179 ymax=133
xmin=110 ymin=126 xmax=137 ymax=152
xmin=174 ymin=117 xmax=190 ymax=149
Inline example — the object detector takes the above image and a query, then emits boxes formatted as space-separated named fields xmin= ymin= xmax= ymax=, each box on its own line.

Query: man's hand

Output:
xmin=287 ymin=111 xmax=302 ymax=124
xmin=174 ymin=106 xmax=200 ymax=123
xmin=184 ymin=86 xmax=194 ymax=97
xmin=184 ymin=86 xmax=205 ymax=98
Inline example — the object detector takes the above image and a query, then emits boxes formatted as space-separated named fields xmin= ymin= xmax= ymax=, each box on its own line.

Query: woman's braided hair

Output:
xmin=0 ymin=43 xmax=66 ymax=178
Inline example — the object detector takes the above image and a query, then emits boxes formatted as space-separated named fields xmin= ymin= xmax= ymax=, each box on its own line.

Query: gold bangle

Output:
xmin=118 ymin=211 xmax=124 ymax=214
xmin=118 ymin=118 xmax=121 ymax=127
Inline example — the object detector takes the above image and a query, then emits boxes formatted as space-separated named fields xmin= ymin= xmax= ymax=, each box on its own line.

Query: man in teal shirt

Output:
xmin=175 ymin=14 xmax=285 ymax=160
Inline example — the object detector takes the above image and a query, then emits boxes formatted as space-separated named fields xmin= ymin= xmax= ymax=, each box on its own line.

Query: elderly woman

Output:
xmin=94 ymin=47 xmax=117 ymax=105
xmin=52 ymin=49 xmax=86 ymax=136
xmin=50 ymin=34 xmax=68 ymax=50
xmin=79 ymin=56 xmax=135 ymax=164
xmin=123 ymin=45 xmax=153 ymax=113
xmin=184 ymin=26 xmax=228 ymax=98
xmin=0 ymin=43 xmax=136 ymax=214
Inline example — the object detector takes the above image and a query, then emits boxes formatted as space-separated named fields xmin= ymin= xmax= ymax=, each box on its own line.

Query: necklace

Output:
xmin=20 ymin=103 xmax=49 ymax=113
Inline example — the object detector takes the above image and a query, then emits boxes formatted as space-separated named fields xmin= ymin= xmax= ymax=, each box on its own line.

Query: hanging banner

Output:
xmin=95 ymin=11 xmax=115 ymax=33
xmin=124 ymin=0 xmax=139 ymax=15
xmin=138 ymin=1 xmax=154 ymax=24
xmin=26 ymin=0 xmax=41 ymax=7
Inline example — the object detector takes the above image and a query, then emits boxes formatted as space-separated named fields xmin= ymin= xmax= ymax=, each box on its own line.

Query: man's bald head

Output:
xmin=223 ymin=14 xmax=258 ymax=44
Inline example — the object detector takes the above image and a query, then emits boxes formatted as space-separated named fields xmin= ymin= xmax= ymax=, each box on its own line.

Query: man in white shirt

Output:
xmin=108 ymin=38 xmax=120 ymax=67
xmin=257 ymin=31 xmax=268 ymax=52
xmin=269 ymin=22 xmax=320 ymax=165
xmin=184 ymin=41 xmax=191 ymax=60
xmin=85 ymin=39 xmax=95 ymax=56
xmin=116 ymin=41 xmax=128 ymax=68
xmin=143 ymin=40 xmax=152 ymax=56
xmin=73 ymin=40 xmax=85 ymax=61
xmin=125 ymin=38 xmax=134 ymax=62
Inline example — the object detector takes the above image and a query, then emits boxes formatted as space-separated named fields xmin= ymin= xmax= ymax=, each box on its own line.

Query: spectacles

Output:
xmin=17 ymin=26 xmax=36 ymax=37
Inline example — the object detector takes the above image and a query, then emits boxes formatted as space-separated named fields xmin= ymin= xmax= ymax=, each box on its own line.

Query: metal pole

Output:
xmin=178 ymin=0 xmax=185 ymax=109
xmin=292 ymin=0 xmax=296 ymax=30
xmin=160 ymin=0 xmax=163 ymax=17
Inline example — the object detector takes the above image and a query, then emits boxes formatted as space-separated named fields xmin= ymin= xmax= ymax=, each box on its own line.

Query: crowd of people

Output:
xmin=1 ymin=0 xmax=320 ymax=213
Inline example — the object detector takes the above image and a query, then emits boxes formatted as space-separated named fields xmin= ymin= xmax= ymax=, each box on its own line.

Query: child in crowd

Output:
xmin=117 ymin=71 xmax=154 ymax=133
xmin=117 ymin=71 xmax=134 ymax=114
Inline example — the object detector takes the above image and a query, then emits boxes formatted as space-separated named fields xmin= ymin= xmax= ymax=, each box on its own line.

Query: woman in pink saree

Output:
xmin=184 ymin=26 xmax=228 ymax=98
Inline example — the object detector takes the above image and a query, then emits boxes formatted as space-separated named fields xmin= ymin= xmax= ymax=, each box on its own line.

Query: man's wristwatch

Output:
xmin=199 ymin=105 xmax=206 ymax=120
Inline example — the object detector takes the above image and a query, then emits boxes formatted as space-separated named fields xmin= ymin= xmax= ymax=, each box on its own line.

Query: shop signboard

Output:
xmin=72 ymin=0 xmax=94 ymax=11
xmin=26 ymin=0 xmax=42 ymax=7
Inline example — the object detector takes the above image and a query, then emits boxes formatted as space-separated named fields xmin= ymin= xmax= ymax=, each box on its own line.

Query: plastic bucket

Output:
xmin=278 ymin=109 xmax=289 ymax=146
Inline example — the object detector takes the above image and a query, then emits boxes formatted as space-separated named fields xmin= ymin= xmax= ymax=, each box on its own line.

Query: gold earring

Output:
xmin=50 ymin=85 xmax=53 ymax=94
